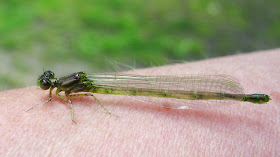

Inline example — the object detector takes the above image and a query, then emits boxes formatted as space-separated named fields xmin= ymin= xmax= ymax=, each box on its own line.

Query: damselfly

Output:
xmin=28 ymin=71 xmax=271 ymax=123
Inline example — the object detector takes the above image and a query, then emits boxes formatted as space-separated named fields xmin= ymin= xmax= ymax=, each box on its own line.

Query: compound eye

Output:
xmin=49 ymin=72 xmax=54 ymax=78
xmin=39 ymin=79 xmax=51 ymax=90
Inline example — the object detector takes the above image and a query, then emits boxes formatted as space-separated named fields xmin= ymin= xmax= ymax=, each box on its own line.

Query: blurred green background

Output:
xmin=0 ymin=0 xmax=279 ymax=91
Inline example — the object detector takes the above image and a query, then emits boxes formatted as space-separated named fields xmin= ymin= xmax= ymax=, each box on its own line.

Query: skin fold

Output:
xmin=0 ymin=49 xmax=279 ymax=156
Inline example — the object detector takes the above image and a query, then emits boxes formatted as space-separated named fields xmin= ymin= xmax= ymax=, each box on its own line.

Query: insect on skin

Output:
xmin=28 ymin=71 xmax=271 ymax=123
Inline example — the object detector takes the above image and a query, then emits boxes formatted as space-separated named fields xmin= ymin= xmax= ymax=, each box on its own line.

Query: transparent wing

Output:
xmin=87 ymin=73 xmax=245 ymax=109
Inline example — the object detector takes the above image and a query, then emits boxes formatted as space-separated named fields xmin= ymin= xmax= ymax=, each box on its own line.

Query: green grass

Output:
xmin=0 ymin=0 xmax=279 ymax=90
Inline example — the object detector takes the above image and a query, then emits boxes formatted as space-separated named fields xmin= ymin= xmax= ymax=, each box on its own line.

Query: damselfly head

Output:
xmin=37 ymin=71 xmax=55 ymax=90
xmin=43 ymin=71 xmax=55 ymax=79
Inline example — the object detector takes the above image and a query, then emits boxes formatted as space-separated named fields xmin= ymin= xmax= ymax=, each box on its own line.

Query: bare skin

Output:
xmin=0 ymin=49 xmax=279 ymax=156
